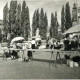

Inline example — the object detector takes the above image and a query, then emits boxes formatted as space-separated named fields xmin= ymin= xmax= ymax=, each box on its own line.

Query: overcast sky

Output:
xmin=0 ymin=0 xmax=80 ymax=26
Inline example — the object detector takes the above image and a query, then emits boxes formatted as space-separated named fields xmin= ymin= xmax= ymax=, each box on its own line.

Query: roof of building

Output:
xmin=63 ymin=24 xmax=80 ymax=35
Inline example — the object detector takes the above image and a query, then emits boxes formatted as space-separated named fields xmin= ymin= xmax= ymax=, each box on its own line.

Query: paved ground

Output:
xmin=0 ymin=51 xmax=80 ymax=79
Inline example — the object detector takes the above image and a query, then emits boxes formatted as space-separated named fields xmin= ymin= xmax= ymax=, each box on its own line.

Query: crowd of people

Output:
xmin=4 ymin=34 xmax=80 ymax=61
xmin=46 ymin=38 xmax=62 ymax=50
xmin=46 ymin=34 xmax=80 ymax=51
xmin=63 ymin=35 xmax=79 ymax=51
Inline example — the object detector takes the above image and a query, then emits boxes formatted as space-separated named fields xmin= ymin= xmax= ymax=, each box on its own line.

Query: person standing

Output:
xmin=31 ymin=38 xmax=36 ymax=49
xmin=64 ymin=38 xmax=70 ymax=50
xmin=27 ymin=42 xmax=33 ymax=61
xmin=49 ymin=38 xmax=54 ymax=49
xmin=46 ymin=37 xmax=50 ymax=49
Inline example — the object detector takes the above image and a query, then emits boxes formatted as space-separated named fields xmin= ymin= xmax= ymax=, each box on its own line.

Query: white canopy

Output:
xmin=63 ymin=24 xmax=80 ymax=35
xmin=11 ymin=37 xmax=24 ymax=43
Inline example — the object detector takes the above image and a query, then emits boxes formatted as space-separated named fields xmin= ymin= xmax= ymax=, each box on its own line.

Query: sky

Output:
xmin=0 ymin=0 xmax=80 ymax=26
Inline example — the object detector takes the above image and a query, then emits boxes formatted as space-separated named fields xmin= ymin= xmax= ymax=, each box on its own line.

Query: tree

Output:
xmin=0 ymin=29 xmax=2 ymax=42
xmin=39 ymin=8 xmax=44 ymax=28
xmin=50 ymin=13 xmax=55 ymax=38
xmin=32 ymin=9 xmax=39 ymax=36
xmin=24 ymin=6 xmax=30 ymax=40
xmin=21 ymin=1 xmax=30 ymax=40
xmin=16 ymin=3 xmax=21 ymax=36
xmin=65 ymin=2 xmax=72 ymax=30
xmin=54 ymin=11 xmax=58 ymax=39
xmin=32 ymin=8 xmax=48 ymax=39
xmin=36 ymin=9 xmax=39 ymax=28
xmin=21 ymin=0 xmax=26 ymax=37
xmin=9 ymin=0 xmax=17 ymax=39
xmin=50 ymin=12 xmax=59 ymax=39
xmin=43 ymin=12 xmax=48 ymax=38
xmin=61 ymin=5 xmax=66 ymax=33
xmin=32 ymin=10 xmax=37 ymax=36
xmin=39 ymin=8 xmax=46 ymax=39
xmin=44 ymin=13 xmax=48 ymax=27
xmin=3 ymin=3 xmax=9 ymax=41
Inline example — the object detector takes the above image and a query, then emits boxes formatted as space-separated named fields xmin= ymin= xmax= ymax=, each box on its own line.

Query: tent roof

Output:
xmin=63 ymin=24 xmax=80 ymax=35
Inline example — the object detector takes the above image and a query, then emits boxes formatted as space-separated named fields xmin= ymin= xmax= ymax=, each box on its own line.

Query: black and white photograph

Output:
xmin=0 ymin=0 xmax=80 ymax=79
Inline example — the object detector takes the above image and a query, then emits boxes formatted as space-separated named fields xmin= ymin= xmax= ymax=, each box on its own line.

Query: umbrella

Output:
xmin=11 ymin=37 xmax=24 ymax=43
xmin=63 ymin=24 xmax=80 ymax=35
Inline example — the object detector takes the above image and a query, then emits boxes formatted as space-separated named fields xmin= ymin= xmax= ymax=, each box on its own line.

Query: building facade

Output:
xmin=72 ymin=2 xmax=80 ymax=26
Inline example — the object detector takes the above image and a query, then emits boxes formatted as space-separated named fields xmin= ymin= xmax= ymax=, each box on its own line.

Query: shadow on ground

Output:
xmin=33 ymin=58 xmax=67 ymax=64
